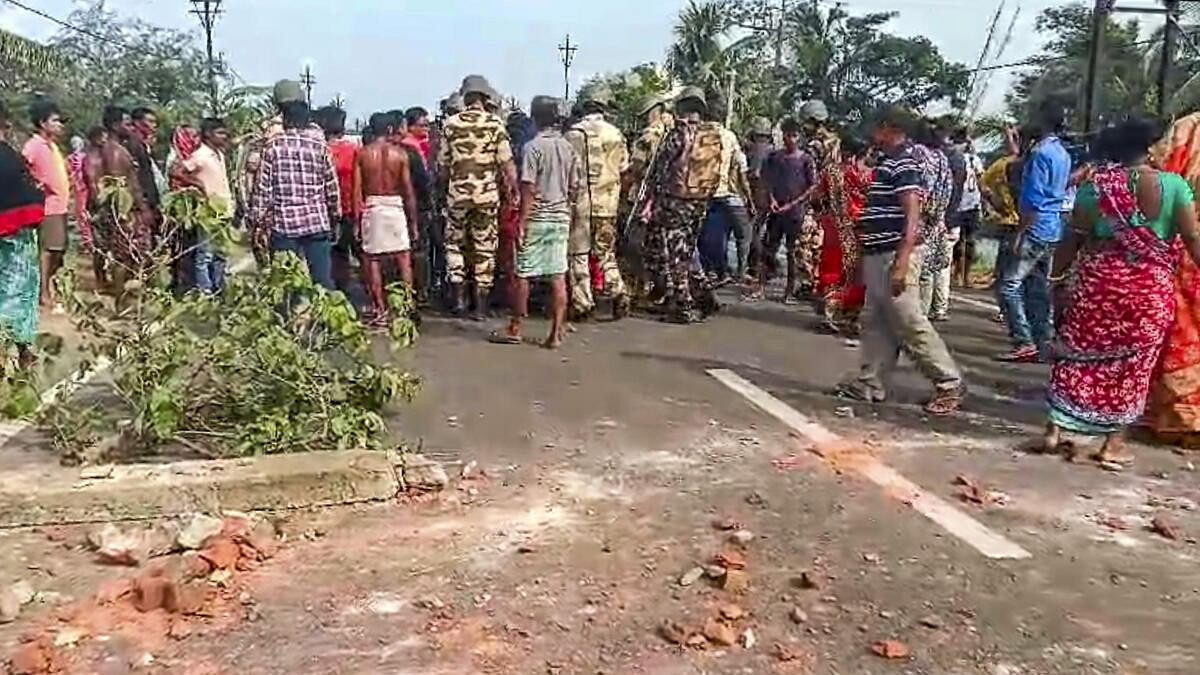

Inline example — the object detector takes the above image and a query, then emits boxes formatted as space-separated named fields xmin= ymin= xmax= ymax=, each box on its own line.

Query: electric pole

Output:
xmin=188 ymin=0 xmax=223 ymax=114
xmin=558 ymin=34 xmax=577 ymax=102
xmin=1159 ymin=0 xmax=1181 ymax=117
xmin=774 ymin=0 xmax=788 ymax=71
xmin=1082 ymin=0 xmax=1111 ymax=134
xmin=331 ymin=93 xmax=346 ymax=110
xmin=300 ymin=64 xmax=316 ymax=107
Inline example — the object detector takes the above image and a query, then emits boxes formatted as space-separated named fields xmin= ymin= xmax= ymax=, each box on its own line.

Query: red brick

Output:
xmin=133 ymin=576 xmax=177 ymax=613
xmin=199 ymin=537 xmax=240 ymax=571
xmin=10 ymin=641 xmax=51 ymax=674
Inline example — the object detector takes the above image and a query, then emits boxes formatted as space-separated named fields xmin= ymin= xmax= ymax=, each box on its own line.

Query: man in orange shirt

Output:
xmin=22 ymin=100 xmax=70 ymax=310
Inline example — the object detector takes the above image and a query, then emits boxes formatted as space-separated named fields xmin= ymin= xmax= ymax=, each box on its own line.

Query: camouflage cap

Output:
xmin=675 ymin=86 xmax=707 ymax=109
xmin=272 ymin=79 xmax=305 ymax=105
xmin=460 ymin=74 xmax=494 ymax=98
xmin=580 ymin=85 xmax=614 ymax=108
xmin=799 ymin=99 xmax=830 ymax=123
xmin=638 ymin=94 xmax=667 ymax=116
xmin=749 ymin=116 xmax=773 ymax=138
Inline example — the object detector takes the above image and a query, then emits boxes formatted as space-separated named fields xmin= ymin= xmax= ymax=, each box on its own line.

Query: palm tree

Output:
xmin=667 ymin=1 xmax=757 ymax=97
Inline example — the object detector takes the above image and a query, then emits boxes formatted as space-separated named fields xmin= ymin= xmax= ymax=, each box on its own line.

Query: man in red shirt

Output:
xmin=318 ymin=106 xmax=363 ymax=305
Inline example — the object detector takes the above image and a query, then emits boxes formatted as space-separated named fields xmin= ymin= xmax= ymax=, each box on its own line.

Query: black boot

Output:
xmin=448 ymin=283 xmax=466 ymax=316
xmin=470 ymin=288 xmax=488 ymax=322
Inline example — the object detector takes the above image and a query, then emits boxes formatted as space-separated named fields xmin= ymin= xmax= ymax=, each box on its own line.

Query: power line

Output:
xmin=0 ymin=0 xmax=129 ymax=48
xmin=972 ymin=30 xmax=1200 ymax=73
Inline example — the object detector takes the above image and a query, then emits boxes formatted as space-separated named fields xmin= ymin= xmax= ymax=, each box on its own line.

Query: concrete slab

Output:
xmin=0 ymin=450 xmax=400 ymax=527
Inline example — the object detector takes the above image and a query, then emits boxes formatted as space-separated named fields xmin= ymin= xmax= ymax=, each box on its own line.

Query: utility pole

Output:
xmin=188 ymin=0 xmax=223 ymax=114
xmin=300 ymin=64 xmax=316 ymax=107
xmin=1082 ymin=0 xmax=1111 ymax=134
xmin=774 ymin=0 xmax=788 ymax=70
xmin=558 ymin=34 xmax=578 ymax=102
xmin=331 ymin=93 xmax=346 ymax=110
xmin=1159 ymin=0 xmax=1181 ymax=118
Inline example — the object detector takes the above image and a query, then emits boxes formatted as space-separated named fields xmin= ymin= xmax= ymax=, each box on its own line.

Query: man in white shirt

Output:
xmin=171 ymin=117 xmax=232 ymax=293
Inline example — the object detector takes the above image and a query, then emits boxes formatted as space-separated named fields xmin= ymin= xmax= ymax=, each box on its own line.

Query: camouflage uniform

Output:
xmin=436 ymin=101 xmax=514 ymax=293
xmin=646 ymin=114 xmax=724 ymax=317
xmin=625 ymin=114 xmax=673 ymax=296
xmin=565 ymin=113 xmax=629 ymax=315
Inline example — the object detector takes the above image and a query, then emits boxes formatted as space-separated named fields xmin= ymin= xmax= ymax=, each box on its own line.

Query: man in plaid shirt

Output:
xmin=250 ymin=100 xmax=340 ymax=289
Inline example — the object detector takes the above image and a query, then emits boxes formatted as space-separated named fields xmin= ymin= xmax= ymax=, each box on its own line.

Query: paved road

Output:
xmin=11 ymin=291 xmax=1200 ymax=674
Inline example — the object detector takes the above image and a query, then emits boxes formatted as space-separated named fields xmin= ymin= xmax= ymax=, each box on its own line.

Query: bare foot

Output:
xmin=542 ymin=335 xmax=563 ymax=350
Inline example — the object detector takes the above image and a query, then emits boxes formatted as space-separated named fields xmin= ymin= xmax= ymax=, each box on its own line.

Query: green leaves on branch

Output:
xmin=45 ymin=203 xmax=420 ymax=463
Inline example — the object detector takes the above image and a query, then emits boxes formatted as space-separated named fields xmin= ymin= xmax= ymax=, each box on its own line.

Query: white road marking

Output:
xmin=708 ymin=368 xmax=1032 ymax=560
xmin=954 ymin=294 xmax=999 ymax=312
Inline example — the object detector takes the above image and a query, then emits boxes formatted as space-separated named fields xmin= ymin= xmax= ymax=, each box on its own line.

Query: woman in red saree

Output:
xmin=814 ymin=137 xmax=870 ymax=335
xmin=1042 ymin=118 xmax=1200 ymax=466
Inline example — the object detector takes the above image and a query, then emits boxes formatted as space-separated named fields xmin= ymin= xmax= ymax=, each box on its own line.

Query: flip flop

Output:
xmin=487 ymin=331 xmax=523 ymax=345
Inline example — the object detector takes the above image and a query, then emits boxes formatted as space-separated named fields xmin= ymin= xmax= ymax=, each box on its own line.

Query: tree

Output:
xmin=576 ymin=63 xmax=673 ymax=136
xmin=667 ymin=1 xmax=760 ymax=98
xmin=1 ymin=2 xmax=229 ymax=143
xmin=1001 ymin=2 xmax=1197 ymax=126
xmin=664 ymin=0 xmax=968 ymax=130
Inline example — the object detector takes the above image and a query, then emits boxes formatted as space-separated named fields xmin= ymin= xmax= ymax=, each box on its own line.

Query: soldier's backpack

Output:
xmin=678 ymin=121 xmax=724 ymax=199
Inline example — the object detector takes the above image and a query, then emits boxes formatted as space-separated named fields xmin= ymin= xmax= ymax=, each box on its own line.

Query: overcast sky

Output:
xmin=0 ymin=0 xmax=1161 ymax=122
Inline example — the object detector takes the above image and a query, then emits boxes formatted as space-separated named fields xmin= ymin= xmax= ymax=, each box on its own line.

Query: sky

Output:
xmin=0 ymin=0 xmax=1160 ymax=123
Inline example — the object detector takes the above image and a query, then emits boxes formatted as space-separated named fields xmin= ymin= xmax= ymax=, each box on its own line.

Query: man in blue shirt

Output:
xmin=997 ymin=107 xmax=1070 ymax=363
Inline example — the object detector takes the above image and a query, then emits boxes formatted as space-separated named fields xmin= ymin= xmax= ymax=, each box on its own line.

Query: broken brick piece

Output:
xmin=703 ymin=618 xmax=737 ymax=647
xmin=870 ymin=639 xmax=911 ymax=659
xmin=713 ymin=549 xmax=746 ymax=571
xmin=133 ymin=576 xmax=178 ymax=613
xmin=199 ymin=537 xmax=241 ymax=571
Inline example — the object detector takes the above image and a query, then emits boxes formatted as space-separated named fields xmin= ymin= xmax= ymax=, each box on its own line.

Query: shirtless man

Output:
xmin=353 ymin=112 xmax=419 ymax=327
xmin=92 ymin=105 xmax=154 ymax=300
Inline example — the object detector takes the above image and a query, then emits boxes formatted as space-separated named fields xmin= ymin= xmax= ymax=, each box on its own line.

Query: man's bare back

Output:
xmin=358 ymin=139 xmax=409 ymax=197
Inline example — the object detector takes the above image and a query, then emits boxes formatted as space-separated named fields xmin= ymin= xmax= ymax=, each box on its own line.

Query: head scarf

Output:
xmin=168 ymin=126 xmax=201 ymax=190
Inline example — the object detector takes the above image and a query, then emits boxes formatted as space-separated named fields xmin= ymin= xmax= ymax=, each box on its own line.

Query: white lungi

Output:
xmin=362 ymin=195 xmax=410 ymax=255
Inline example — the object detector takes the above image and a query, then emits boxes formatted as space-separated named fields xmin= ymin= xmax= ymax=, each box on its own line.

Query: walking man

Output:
xmin=22 ymin=100 xmax=69 ymax=309
xmin=250 ymin=100 xmax=340 ymax=290
xmin=565 ymin=86 xmax=630 ymax=320
xmin=644 ymin=86 xmax=724 ymax=324
xmin=490 ymin=96 xmax=579 ymax=349
xmin=996 ymin=107 xmax=1070 ymax=363
xmin=437 ymin=75 xmax=517 ymax=319
xmin=354 ymin=112 xmax=420 ymax=326
xmin=623 ymin=95 xmax=673 ymax=301
xmin=836 ymin=106 xmax=964 ymax=416
xmin=169 ymin=117 xmax=233 ymax=294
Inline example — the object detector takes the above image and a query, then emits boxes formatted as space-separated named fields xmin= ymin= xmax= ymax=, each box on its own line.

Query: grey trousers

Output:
xmin=856 ymin=246 xmax=962 ymax=397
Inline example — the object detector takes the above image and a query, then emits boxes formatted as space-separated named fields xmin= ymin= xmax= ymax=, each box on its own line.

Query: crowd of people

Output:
xmin=8 ymin=72 xmax=1200 ymax=467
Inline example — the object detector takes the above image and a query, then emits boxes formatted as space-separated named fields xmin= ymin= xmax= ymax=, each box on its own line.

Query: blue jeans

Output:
xmin=193 ymin=238 xmax=226 ymax=294
xmin=998 ymin=233 xmax=1055 ymax=350
xmin=270 ymin=232 xmax=335 ymax=290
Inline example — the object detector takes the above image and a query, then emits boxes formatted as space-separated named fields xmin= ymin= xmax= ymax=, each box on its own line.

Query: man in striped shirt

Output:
xmin=837 ymin=107 xmax=963 ymax=416
xmin=250 ymin=100 xmax=341 ymax=290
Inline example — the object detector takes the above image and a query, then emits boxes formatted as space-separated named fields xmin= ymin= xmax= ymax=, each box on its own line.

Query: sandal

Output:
xmin=487 ymin=331 xmax=523 ymax=345
xmin=923 ymin=384 xmax=965 ymax=416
